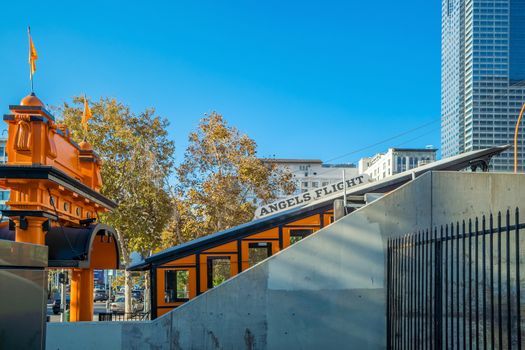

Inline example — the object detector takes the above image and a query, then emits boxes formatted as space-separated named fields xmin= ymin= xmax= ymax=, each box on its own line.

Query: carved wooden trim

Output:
xmin=14 ymin=114 xmax=31 ymax=152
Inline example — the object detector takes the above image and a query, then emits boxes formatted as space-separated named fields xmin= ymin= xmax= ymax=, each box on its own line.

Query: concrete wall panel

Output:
xmin=47 ymin=322 xmax=123 ymax=349
xmin=431 ymin=172 xmax=525 ymax=225
xmin=168 ymin=262 xmax=270 ymax=350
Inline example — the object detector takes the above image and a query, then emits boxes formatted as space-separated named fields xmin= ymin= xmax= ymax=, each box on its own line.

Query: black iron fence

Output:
xmin=98 ymin=312 xmax=150 ymax=321
xmin=387 ymin=208 xmax=524 ymax=349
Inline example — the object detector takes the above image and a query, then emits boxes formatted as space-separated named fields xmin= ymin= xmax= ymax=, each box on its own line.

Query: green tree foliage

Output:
xmin=59 ymin=96 xmax=175 ymax=261
xmin=163 ymin=112 xmax=295 ymax=247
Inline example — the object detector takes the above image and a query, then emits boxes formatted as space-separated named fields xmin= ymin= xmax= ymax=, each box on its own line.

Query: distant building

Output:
xmin=0 ymin=138 xmax=8 ymax=212
xmin=358 ymin=148 xmax=438 ymax=181
xmin=262 ymin=159 xmax=359 ymax=200
xmin=441 ymin=0 xmax=525 ymax=171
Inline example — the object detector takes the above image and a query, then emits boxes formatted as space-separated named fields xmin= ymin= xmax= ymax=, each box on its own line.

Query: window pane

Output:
xmin=176 ymin=270 xmax=189 ymax=299
xmin=164 ymin=270 xmax=189 ymax=303
xmin=248 ymin=243 xmax=271 ymax=267
xmin=164 ymin=270 xmax=176 ymax=303
xmin=208 ymin=257 xmax=231 ymax=288
xmin=289 ymin=229 xmax=313 ymax=245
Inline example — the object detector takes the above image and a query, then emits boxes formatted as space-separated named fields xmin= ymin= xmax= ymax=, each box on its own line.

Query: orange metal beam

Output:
xmin=514 ymin=102 xmax=525 ymax=173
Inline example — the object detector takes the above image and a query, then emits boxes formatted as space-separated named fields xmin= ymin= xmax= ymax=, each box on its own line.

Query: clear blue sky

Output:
xmin=0 ymin=0 xmax=442 ymax=165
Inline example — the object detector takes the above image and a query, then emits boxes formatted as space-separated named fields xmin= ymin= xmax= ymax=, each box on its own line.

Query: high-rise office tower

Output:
xmin=441 ymin=0 xmax=525 ymax=171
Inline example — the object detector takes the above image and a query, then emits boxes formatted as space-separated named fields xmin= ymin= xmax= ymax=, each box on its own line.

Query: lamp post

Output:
xmin=514 ymin=102 xmax=525 ymax=174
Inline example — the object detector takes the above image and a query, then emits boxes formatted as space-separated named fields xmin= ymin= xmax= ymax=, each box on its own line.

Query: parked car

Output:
xmin=109 ymin=296 xmax=143 ymax=314
xmin=94 ymin=289 xmax=108 ymax=302
xmin=52 ymin=298 xmax=70 ymax=315
xmin=111 ymin=292 xmax=124 ymax=302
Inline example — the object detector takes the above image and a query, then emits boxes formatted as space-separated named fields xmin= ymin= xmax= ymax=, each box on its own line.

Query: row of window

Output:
xmin=301 ymin=181 xmax=330 ymax=189
xmin=395 ymin=156 xmax=432 ymax=173
xmin=163 ymin=230 xmax=312 ymax=303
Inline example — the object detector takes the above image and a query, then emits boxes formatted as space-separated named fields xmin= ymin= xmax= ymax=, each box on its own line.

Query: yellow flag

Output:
xmin=82 ymin=97 xmax=92 ymax=132
xmin=28 ymin=27 xmax=38 ymax=78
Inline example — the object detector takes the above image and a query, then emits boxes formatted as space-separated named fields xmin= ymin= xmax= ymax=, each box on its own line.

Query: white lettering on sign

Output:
xmin=254 ymin=174 xmax=369 ymax=219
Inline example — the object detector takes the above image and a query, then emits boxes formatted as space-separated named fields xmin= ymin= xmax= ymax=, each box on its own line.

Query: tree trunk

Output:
xmin=124 ymin=270 xmax=133 ymax=315
xmin=115 ymin=229 xmax=133 ymax=315
xmin=144 ymin=270 xmax=151 ymax=317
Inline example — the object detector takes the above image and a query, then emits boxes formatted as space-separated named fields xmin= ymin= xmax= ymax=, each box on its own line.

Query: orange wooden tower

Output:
xmin=0 ymin=93 xmax=120 ymax=321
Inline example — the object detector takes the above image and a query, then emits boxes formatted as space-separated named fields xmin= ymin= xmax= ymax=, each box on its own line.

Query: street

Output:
xmin=47 ymin=301 xmax=109 ymax=322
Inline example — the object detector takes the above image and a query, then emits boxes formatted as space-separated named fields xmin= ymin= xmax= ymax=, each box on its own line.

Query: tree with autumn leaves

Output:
xmin=60 ymin=97 xmax=174 ymax=261
xmin=59 ymin=98 xmax=295 ymax=311
xmin=163 ymin=112 xmax=295 ymax=247
xmin=60 ymin=97 xmax=175 ymax=313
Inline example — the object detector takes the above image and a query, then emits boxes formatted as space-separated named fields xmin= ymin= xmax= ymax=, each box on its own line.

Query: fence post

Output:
xmin=387 ymin=239 xmax=392 ymax=350
xmin=516 ymin=208 xmax=522 ymax=350
xmin=444 ymin=224 xmax=449 ymax=349
xmin=506 ymin=209 xmax=511 ymax=349
xmin=435 ymin=226 xmax=443 ymax=349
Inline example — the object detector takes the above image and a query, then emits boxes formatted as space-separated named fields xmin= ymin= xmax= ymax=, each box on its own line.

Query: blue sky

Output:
xmin=0 ymin=0 xmax=442 ymax=165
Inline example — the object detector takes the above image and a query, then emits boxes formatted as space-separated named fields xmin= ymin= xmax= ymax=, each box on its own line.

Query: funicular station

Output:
xmin=0 ymin=93 xmax=121 ymax=348
xmin=128 ymin=145 xmax=509 ymax=319
xmin=0 ymin=92 xmax=519 ymax=350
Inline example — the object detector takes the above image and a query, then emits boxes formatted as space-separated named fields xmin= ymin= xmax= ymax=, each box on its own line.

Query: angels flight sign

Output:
xmin=254 ymin=174 xmax=369 ymax=219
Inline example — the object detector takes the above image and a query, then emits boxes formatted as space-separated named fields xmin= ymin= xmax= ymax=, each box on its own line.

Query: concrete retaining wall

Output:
xmin=46 ymin=172 xmax=525 ymax=350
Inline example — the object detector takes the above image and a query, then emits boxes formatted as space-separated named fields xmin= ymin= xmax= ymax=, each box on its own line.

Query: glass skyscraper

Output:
xmin=441 ymin=0 xmax=525 ymax=171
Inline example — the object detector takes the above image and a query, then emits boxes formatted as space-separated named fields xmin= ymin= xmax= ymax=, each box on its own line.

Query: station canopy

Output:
xmin=0 ymin=223 xmax=121 ymax=269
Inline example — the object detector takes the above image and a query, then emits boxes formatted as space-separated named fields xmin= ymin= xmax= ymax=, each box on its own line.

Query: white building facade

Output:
xmin=263 ymin=159 xmax=359 ymax=200
xmin=358 ymin=148 xmax=437 ymax=181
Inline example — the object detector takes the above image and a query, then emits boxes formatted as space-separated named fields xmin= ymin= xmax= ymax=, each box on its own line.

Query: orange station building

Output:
xmin=130 ymin=204 xmax=335 ymax=318
xmin=0 ymin=93 xmax=120 ymax=321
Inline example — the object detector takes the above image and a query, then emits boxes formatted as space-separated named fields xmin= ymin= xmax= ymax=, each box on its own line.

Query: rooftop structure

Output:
xmin=358 ymin=147 xmax=438 ymax=181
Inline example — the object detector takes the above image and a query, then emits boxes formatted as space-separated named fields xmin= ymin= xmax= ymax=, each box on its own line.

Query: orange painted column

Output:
xmin=70 ymin=268 xmax=94 ymax=321
xmin=13 ymin=217 xmax=47 ymax=245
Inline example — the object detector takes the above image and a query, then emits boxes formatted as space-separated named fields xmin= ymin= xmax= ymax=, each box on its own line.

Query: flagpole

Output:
xmin=28 ymin=26 xmax=34 ymax=93
xmin=83 ymin=95 xmax=87 ymax=141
